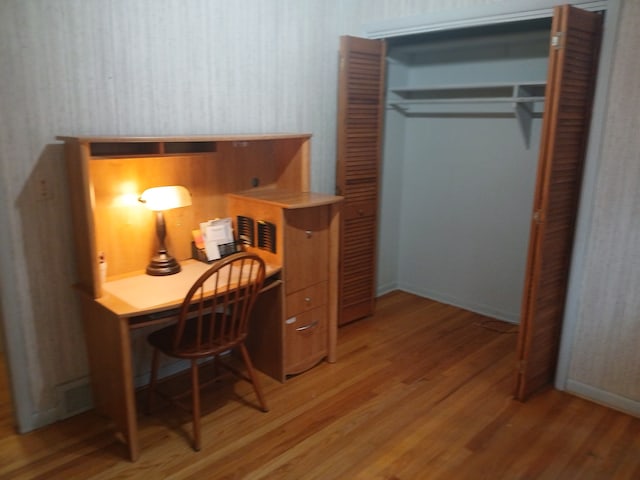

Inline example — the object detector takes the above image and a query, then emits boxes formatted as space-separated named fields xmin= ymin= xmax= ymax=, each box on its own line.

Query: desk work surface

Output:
xmin=98 ymin=259 xmax=280 ymax=317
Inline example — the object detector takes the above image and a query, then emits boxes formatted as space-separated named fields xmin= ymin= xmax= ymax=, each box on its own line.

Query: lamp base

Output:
xmin=146 ymin=252 xmax=181 ymax=276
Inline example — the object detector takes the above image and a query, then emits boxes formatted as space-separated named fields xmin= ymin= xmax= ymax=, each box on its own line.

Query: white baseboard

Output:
xmin=565 ymin=379 xmax=640 ymax=418
xmin=394 ymin=284 xmax=520 ymax=324
xmin=376 ymin=281 xmax=398 ymax=297
xmin=23 ymin=408 xmax=61 ymax=433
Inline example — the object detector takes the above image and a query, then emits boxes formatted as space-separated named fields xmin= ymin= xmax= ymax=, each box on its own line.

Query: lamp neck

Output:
xmin=155 ymin=211 xmax=168 ymax=253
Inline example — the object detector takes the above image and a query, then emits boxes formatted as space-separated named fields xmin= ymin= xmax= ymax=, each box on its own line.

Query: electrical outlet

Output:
xmin=37 ymin=178 xmax=53 ymax=200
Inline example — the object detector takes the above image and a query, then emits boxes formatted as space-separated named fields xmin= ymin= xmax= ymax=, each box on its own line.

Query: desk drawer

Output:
xmin=286 ymin=282 xmax=328 ymax=317
xmin=284 ymin=206 xmax=329 ymax=294
xmin=129 ymin=308 xmax=180 ymax=328
xmin=284 ymin=306 xmax=327 ymax=375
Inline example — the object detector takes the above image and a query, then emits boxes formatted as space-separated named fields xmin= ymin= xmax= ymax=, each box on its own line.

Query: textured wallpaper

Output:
xmin=567 ymin=0 xmax=640 ymax=401
xmin=0 ymin=0 xmax=637 ymax=432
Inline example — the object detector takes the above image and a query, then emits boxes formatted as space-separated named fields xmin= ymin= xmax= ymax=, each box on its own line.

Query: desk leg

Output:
xmin=79 ymin=295 xmax=140 ymax=461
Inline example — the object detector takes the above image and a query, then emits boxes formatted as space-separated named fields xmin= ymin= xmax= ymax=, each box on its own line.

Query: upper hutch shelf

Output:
xmin=58 ymin=134 xmax=313 ymax=298
xmin=56 ymin=134 xmax=310 ymax=158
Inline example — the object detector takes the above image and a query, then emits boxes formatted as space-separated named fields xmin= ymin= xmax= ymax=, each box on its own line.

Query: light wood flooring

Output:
xmin=1 ymin=291 xmax=639 ymax=479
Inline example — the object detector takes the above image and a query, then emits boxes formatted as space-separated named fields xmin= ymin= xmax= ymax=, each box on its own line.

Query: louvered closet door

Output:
xmin=515 ymin=5 xmax=602 ymax=400
xmin=336 ymin=36 xmax=386 ymax=326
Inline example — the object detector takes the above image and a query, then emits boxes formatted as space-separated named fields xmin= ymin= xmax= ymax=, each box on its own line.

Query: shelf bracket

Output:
xmin=388 ymin=103 xmax=409 ymax=115
xmin=513 ymin=84 xmax=539 ymax=149
xmin=514 ymin=101 xmax=534 ymax=149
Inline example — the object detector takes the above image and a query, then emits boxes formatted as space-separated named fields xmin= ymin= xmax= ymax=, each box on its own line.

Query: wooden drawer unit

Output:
xmin=227 ymin=190 xmax=342 ymax=382
xmin=283 ymin=207 xmax=330 ymax=373
xmin=284 ymin=306 xmax=328 ymax=375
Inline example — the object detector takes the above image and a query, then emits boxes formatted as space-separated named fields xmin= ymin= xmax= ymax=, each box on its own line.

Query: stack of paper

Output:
xmin=199 ymin=218 xmax=234 ymax=261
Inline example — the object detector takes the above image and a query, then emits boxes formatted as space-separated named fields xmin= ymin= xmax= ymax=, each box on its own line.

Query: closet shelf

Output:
xmin=387 ymin=81 xmax=546 ymax=148
xmin=389 ymin=81 xmax=546 ymax=100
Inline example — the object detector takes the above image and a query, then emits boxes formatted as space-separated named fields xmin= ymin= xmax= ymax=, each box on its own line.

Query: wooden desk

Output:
xmin=60 ymin=134 xmax=342 ymax=460
xmin=78 ymin=259 xmax=281 ymax=461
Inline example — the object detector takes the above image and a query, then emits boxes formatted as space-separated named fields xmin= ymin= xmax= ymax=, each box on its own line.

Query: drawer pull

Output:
xmin=305 ymin=297 xmax=311 ymax=303
xmin=296 ymin=320 xmax=319 ymax=332
xmin=305 ymin=230 xmax=313 ymax=238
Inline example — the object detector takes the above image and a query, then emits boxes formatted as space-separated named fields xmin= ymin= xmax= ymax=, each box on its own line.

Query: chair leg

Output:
xmin=147 ymin=348 xmax=160 ymax=414
xmin=191 ymin=359 xmax=201 ymax=451
xmin=239 ymin=343 xmax=268 ymax=412
xmin=213 ymin=354 xmax=220 ymax=380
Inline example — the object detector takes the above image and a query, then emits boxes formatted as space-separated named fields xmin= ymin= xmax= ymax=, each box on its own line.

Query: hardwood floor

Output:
xmin=1 ymin=291 xmax=639 ymax=479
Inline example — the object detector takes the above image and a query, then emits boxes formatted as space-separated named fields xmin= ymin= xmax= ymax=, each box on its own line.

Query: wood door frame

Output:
xmin=364 ymin=1 xmax=611 ymax=38
xmin=361 ymin=0 xmax=621 ymax=392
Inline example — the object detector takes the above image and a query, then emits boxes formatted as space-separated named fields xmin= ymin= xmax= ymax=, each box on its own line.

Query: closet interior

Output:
xmin=379 ymin=18 xmax=552 ymax=324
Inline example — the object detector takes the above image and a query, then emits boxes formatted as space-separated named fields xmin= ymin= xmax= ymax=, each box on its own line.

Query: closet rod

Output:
xmin=389 ymin=96 xmax=545 ymax=106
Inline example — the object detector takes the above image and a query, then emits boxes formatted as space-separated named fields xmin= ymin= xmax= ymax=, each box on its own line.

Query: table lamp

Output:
xmin=139 ymin=185 xmax=192 ymax=276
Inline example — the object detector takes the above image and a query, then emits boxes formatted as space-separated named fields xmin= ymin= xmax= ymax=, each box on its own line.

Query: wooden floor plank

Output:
xmin=1 ymin=291 xmax=639 ymax=479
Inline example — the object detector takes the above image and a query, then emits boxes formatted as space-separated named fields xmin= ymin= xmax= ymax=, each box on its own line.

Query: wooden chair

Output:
xmin=146 ymin=252 xmax=268 ymax=451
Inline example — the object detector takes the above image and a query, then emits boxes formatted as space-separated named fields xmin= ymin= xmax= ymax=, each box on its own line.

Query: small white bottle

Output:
xmin=98 ymin=252 xmax=107 ymax=285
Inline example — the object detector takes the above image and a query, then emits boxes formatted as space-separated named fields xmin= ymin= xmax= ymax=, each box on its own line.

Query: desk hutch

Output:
xmin=60 ymin=134 xmax=342 ymax=460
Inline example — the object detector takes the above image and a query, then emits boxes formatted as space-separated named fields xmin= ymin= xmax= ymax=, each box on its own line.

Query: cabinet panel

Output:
xmin=284 ymin=207 xmax=329 ymax=294
xmin=245 ymin=283 xmax=284 ymax=382
xmin=284 ymin=307 xmax=327 ymax=375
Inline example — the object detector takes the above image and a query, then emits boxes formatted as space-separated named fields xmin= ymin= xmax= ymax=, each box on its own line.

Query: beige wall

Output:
xmin=564 ymin=0 xmax=640 ymax=407
xmin=0 ymin=0 xmax=358 ymax=430
xmin=0 ymin=0 xmax=637 ymax=432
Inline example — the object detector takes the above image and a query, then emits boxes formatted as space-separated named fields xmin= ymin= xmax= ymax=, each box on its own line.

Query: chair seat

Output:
xmin=148 ymin=316 xmax=240 ymax=359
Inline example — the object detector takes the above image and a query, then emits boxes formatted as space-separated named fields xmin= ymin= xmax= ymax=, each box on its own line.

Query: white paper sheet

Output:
xmin=200 ymin=218 xmax=233 ymax=261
